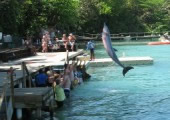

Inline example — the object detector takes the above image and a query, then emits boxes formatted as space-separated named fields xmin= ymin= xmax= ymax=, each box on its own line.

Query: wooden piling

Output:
xmin=22 ymin=62 xmax=26 ymax=88
xmin=24 ymin=63 xmax=32 ymax=88
xmin=10 ymin=67 xmax=14 ymax=108
xmin=36 ymin=108 xmax=42 ymax=119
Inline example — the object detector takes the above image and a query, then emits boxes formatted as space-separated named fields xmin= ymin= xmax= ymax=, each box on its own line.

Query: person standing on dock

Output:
xmin=68 ymin=33 xmax=76 ymax=51
xmin=42 ymin=33 xmax=50 ymax=52
xmin=86 ymin=40 xmax=95 ymax=61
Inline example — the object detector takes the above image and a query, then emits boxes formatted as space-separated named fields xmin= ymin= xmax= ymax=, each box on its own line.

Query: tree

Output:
xmin=0 ymin=0 xmax=19 ymax=34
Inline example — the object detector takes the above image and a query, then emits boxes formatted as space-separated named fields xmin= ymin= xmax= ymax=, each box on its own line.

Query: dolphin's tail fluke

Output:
xmin=123 ymin=66 xmax=134 ymax=76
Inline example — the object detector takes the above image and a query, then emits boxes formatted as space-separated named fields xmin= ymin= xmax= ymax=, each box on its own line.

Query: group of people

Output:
xmin=34 ymin=62 xmax=84 ymax=108
xmin=41 ymin=32 xmax=76 ymax=52
xmin=61 ymin=33 xmax=76 ymax=51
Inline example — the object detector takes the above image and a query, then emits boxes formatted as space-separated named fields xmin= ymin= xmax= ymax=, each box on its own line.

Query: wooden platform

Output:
xmin=0 ymin=87 xmax=53 ymax=108
xmin=89 ymin=56 xmax=153 ymax=67
xmin=0 ymin=47 xmax=33 ymax=62
xmin=14 ymin=87 xmax=53 ymax=108
xmin=0 ymin=49 xmax=84 ymax=87
xmin=0 ymin=49 xmax=84 ymax=120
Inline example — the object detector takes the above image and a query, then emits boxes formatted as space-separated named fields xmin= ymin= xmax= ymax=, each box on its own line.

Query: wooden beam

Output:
xmin=22 ymin=62 xmax=26 ymax=88
xmin=10 ymin=67 xmax=14 ymax=108
xmin=24 ymin=63 xmax=32 ymax=88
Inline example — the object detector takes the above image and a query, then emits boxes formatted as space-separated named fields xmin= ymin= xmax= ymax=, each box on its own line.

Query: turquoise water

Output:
xmin=54 ymin=44 xmax=170 ymax=120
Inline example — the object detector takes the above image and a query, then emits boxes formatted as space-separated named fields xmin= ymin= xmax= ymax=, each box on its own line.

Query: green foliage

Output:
xmin=0 ymin=0 xmax=19 ymax=34
xmin=0 ymin=0 xmax=170 ymax=37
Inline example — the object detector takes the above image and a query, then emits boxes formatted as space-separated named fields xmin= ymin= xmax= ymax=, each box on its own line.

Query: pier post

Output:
xmin=36 ymin=108 xmax=42 ymax=119
xmin=66 ymin=50 xmax=69 ymax=64
xmin=16 ymin=82 xmax=23 ymax=120
xmin=16 ymin=63 xmax=26 ymax=120
xmin=49 ymin=95 xmax=54 ymax=119
xmin=24 ymin=63 xmax=32 ymax=87
xmin=10 ymin=67 xmax=14 ymax=108
xmin=22 ymin=62 xmax=26 ymax=88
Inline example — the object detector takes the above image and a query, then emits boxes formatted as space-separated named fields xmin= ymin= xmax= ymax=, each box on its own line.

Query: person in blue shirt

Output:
xmin=35 ymin=69 xmax=48 ymax=87
xmin=86 ymin=40 xmax=95 ymax=61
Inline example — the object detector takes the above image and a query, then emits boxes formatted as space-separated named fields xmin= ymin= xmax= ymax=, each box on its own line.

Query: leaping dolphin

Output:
xmin=102 ymin=23 xmax=134 ymax=76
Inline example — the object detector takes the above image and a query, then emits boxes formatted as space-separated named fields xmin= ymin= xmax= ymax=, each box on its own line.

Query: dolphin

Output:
xmin=102 ymin=23 xmax=134 ymax=76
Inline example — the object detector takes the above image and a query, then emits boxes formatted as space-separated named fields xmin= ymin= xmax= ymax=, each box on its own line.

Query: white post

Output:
xmin=65 ymin=50 xmax=69 ymax=64
xmin=36 ymin=108 xmax=42 ymax=119
xmin=16 ymin=63 xmax=24 ymax=120
xmin=16 ymin=84 xmax=23 ymax=120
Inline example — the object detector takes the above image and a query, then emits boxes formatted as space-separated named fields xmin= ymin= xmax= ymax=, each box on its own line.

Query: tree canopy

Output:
xmin=0 ymin=0 xmax=169 ymax=37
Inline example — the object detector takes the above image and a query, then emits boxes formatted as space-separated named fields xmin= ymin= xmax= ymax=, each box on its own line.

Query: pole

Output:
xmin=65 ymin=50 xmax=69 ymax=65
xmin=10 ymin=67 xmax=14 ymax=108
xmin=22 ymin=62 xmax=26 ymax=88
xmin=16 ymin=63 xmax=25 ymax=120
xmin=24 ymin=63 xmax=32 ymax=88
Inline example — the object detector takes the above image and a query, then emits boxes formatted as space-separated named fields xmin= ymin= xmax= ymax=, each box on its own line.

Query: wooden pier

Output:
xmin=0 ymin=49 xmax=84 ymax=120
xmin=13 ymin=88 xmax=53 ymax=108
xmin=0 ymin=87 xmax=53 ymax=119
xmin=0 ymin=47 xmax=33 ymax=62
xmin=0 ymin=49 xmax=154 ymax=120
xmin=88 ymin=56 xmax=153 ymax=67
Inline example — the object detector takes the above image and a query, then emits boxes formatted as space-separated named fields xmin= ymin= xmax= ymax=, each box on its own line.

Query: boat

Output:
xmin=124 ymin=36 xmax=131 ymax=41
xmin=148 ymin=34 xmax=170 ymax=45
xmin=148 ymin=41 xmax=170 ymax=45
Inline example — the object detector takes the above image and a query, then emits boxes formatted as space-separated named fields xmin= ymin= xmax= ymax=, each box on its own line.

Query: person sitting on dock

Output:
xmin=68 ymin=33 xmax=76 ymax=51
xmin=53 ymin=78 xmax=66 ymax=108
xmin=62 ymin=34 xmax=69 ymax=50
xmin=86 ymin=40 xmax=95 ymax=61
xmin=55 ymin=36 xmax=60 ymax=49
xmin=35 ymin=69 xmax=48 ymax=87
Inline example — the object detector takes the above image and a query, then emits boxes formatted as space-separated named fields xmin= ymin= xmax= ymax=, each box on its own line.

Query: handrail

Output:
xmin=0 ymin=83 xmax=9 ymax=110
xmin=76 ymin=31 xmax=170 ymax=39
xmin=0 ymin=68 xmax=15 ymax=111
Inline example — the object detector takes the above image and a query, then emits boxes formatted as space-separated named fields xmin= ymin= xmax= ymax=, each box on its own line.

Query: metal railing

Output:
xmin=76 ymin=31 xmax=170 ymax=40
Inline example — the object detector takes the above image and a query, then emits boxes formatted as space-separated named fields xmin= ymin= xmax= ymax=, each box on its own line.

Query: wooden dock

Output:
xmin=13 ymin=88 xmax=53 ymax=108
xmin=88 ymin=56 xmax=153 ymax=67
xmin=0 ymin=87 xmax=53 ymax=119
xmin=0 ymin=49 xmax=84 ymax=85
xmin=0 ymin=47 xmax=33 ymax=62
xmin=0 ymin=49 xmax=84 ymax=120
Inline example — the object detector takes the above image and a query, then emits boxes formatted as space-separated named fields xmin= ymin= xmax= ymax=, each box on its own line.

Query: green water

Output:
xmin=54 ymin=44 xmax=170 ymax=120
